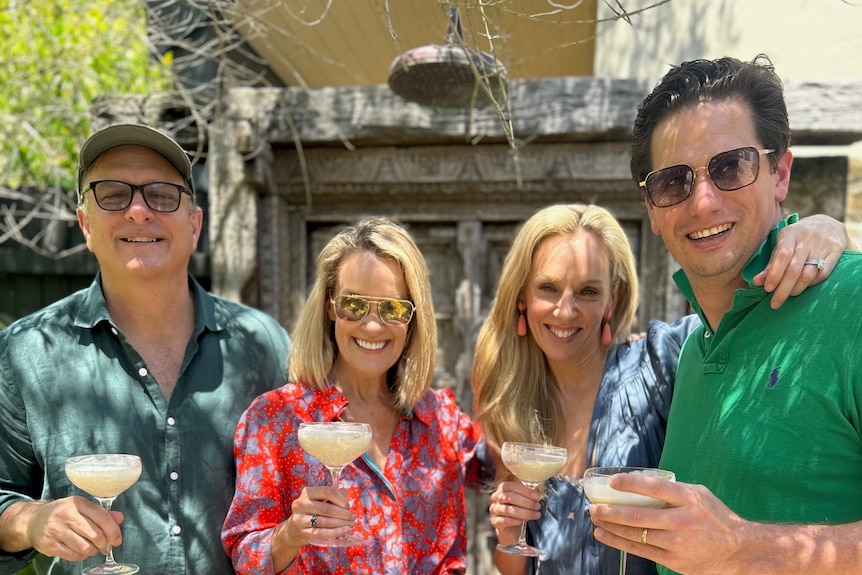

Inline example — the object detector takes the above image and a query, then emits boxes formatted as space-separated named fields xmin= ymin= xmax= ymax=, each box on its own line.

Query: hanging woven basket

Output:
xmin=387 ymin=7 xmax=507 ymax=109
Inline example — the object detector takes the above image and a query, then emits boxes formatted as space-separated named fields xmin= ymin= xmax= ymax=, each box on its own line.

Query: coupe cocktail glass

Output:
xmin=297 ymin=421 xmax=372 ymax=547
xmin=496 ymin=441 xmax=567 ymax=558
xmin=65 ymin=454 xmax=142 ymax=575
xmin=583 ymin=466 xmax=676 ymax=575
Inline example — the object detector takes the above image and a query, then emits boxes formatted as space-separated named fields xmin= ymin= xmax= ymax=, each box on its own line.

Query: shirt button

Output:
xmin=170 ymin=471 xmax=179 ymax=481
xmin=704 ymin=331 xmax=712 ymax=339
xmin=167 ymin=417 xmax=176 ymax=426
xmin=110 ymin=327 xmax=118 ymax=336
xmin=172 ymin=525 xmax=182 ymax=535
xmin=138 ymin=367 xmax=148 ymax=377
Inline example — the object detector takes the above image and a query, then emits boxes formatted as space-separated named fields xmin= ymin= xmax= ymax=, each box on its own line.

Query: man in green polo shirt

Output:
xmin=589 ymin=55 xmax=862 ymax=574
xmin=0 ymin=124 xmax=290 ymax=574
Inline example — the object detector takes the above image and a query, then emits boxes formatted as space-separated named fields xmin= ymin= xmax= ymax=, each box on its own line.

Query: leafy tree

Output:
xmin=0 ymin=0 xmax=171 ymax=191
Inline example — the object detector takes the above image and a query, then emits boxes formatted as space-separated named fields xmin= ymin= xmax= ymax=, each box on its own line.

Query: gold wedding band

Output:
xmin=641 ymin=528 xmax=649 ymax=545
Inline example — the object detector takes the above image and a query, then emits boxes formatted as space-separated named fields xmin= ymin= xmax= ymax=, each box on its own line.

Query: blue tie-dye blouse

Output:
xmin=526 ymin=316 xmax=700 ymax=575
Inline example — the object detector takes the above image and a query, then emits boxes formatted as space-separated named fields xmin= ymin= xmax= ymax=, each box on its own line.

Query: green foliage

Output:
xmin=0 ymin=0 xmax=172 ymax=190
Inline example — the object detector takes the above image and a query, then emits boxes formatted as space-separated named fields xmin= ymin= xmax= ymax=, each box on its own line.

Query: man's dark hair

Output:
xmin=631 ymin=54 xmax=790 ymax=188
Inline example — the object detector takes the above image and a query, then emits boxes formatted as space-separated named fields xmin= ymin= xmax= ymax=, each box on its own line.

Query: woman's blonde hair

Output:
xmin=288 ymin=217 xmax=437 ymax=412
xmin=472 ymin=204 xmax=639 ymax=454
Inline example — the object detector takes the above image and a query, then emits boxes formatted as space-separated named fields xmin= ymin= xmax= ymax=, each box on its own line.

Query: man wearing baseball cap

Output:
xmin=0 ymin=124 xmax=290 ymax=574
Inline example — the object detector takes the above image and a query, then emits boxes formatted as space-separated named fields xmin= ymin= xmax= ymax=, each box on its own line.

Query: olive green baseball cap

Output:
xmin=78 ymin=123 xmax=194 ymax=195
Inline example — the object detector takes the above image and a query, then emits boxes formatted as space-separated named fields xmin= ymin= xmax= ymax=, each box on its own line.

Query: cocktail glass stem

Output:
xmin=88 ymin=496 xmax=138 ymax=575
xmin=513 ymin=481 xmax=538 ymax=549
xmin=496 ymin=480 xmax=544 ymax=558
xmin=314 ymin=464 xmax=362 ymax=547
xmin=329 ymin=466 xmax=345 ymax=491
xmin=96 ymin=497 xmax=118 ymax=567
xmin=514 ymin=516 xmax=530 ymax=550
xmin=619 ymin=550 xmax=628 ymax=575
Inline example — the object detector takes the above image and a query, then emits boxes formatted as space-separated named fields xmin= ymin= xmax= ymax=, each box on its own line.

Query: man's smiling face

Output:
xmin=76 ymin=145 xmax=202 ymax=283
xmin=645 ymin=98 xmax=790 ymax=290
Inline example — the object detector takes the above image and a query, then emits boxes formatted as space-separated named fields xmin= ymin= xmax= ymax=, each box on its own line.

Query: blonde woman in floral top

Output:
xmin=222 ymin=217 xmax=491 ymax=575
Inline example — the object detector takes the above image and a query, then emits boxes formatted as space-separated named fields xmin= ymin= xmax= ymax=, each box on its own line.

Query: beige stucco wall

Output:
xmin=594 ymin=0 xmax=862 ymax=81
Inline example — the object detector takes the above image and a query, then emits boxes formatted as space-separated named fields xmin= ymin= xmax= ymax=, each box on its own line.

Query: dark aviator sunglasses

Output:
xmin=639 ymin=147 xmax=774 ymax=208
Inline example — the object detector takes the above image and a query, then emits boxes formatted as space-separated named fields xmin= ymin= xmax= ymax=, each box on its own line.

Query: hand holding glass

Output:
xmin=583 ymin=466 xmax=676 ymax=575
xmin=297 ymin=422 xmax=372 ymax=547
xmin=496 ymin=442 xmax=567 ymax=558
xmin=65 ymin=454 xmax=142 ymax=575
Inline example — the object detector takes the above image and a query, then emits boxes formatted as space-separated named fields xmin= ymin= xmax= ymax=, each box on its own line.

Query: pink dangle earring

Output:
xmin=517 ymin=302 xmax=527 ymax=336
xmin=601 ymin=313 xmax=612 ymax=346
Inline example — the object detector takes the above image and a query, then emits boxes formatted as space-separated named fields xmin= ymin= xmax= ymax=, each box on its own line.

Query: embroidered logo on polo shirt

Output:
xmin=768 ymin=367 xmax=780 ymax=389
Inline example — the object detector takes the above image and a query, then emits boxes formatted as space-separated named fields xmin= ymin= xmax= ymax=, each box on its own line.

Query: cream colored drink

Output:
xmin=65 ymin=455 xmax=142 ymax=498
xmin=298 ymin=424 xmax=372 ymax=467
xmin=582 ymin=478 xmax=666 ymax=507
xmin=500 ymin=442 xmax=568 ymax=486
xmin=582 ymin=467 xmax=675 ymax=508
xmin=504 ymin=456 xmax=566 ymax=484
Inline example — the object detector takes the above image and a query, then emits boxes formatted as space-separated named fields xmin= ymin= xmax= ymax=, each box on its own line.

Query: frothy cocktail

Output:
xmin=66 ymin=454 xmax=142 ymax=499
xmin=583 ymin=467 xmax=675 ymax=508
xmin=298 ymin=423 xmax=372 ymax=468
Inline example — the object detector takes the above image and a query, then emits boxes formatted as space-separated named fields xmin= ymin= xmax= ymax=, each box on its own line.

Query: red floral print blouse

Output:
xmin=221 ymin=381 xmax=489 ymax=574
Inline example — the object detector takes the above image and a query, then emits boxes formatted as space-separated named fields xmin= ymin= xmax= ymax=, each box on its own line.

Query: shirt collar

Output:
xmin=408 ymin=390 xmax=436 ymax=426
xmin=192 ymin=277 xmax=219 ymax=334
xmin=308 ymin=379 xmax=434 ymax=425
xmin=72 ymin=273 xmax=112 ymax=329
xmin=309 ymin=383 xmax=350 ymax=421
xmin=72 ymin=273 xmax=217 ymax=334
xmin=739 ymin=213 xmax=798 ymax=287
xmin=672 ymin=214 xmax=798 ymax=324
xmin=673 ymin=213 xmax=797 ymax=296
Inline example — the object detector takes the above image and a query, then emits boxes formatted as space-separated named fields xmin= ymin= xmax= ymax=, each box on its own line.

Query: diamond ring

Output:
xmin=804 ymin=258 xmax=826 ymax=271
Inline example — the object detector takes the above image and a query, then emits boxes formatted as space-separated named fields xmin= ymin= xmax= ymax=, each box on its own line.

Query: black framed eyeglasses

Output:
xmin=330 ymin=294 xmax=415 ymax=326
xmin=80 ymin=180 xmax=193 ymax=213
xmin=639 ymin=147 xmax=774 ymax=208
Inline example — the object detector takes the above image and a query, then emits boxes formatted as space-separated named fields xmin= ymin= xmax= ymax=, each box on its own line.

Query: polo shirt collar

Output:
xmin=673 ymin=213 xmax=797 ymax=301
xmin=740 ymin=213 xmax=797 ymax=287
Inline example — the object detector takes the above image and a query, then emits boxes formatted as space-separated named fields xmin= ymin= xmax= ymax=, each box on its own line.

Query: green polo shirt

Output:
xmin=658 ymin=216 xmax=862 ymax=575
xmin=0 ymin=274 xmax=289 ymax=575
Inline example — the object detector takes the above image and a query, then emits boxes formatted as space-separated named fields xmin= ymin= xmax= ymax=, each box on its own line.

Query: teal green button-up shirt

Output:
xmin=0 ymin=275 xmax=289 ymax=575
